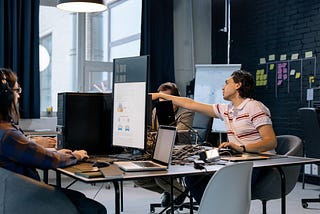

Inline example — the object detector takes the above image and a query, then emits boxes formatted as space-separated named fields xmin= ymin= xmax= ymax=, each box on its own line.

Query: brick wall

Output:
xmin=212 ymin=0 xmax=320 ymax=139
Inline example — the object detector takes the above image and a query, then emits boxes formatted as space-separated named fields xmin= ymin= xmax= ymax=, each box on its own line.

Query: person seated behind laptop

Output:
xmin=0 ymin=68 xmax=107 ymax=214
xmin=151 ymin=70 xmax=277 ymax=204
xmin=135 ymin=82 xmax=194 ymax=207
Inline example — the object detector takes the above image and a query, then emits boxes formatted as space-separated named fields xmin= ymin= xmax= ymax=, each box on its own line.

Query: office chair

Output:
xmin=191 ymin=112 xmax=213 ymax=144
xmin=0 ymin=167 xmax=79 ymax=214
xmin=251 ymin=135 xmax=303 ymax=214
xmin=198 ymin=162 xmax=253 ymax=214
xmin=298 ymin=107 xmax=320 ymax=208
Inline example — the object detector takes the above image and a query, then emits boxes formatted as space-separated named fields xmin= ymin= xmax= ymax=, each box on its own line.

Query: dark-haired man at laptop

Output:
xmin=135 ymin=82 xmax=194 ymax=207
xmin=151 ymin=70 xmax=277 ymax=203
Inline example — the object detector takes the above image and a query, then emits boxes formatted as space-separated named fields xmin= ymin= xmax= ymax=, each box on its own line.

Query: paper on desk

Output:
xmin=100 ymin=164 xmax=124 ymax=178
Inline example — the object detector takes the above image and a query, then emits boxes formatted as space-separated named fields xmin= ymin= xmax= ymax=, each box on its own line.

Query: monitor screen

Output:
xmin=155 ymin=100 xmax=176 ymax=126
xmin=112 ymin=55 xmax=149 ymax=150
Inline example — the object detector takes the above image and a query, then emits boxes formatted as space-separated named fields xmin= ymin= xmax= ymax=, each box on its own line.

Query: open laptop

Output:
xmin=114 ymin=125 xmax=177 ymax=172
xmin=156 ymin=100 xmax=176 ymax=126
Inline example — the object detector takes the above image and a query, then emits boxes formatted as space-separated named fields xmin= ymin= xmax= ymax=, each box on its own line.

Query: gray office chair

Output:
xmin=0 ymin=167 xmax=79 ymax=214
xmin=251 ymin=135 xmax=303 ymax=214
xmin=298 ymin=107 xmax=320 ymax=208
xmin=198 ymin=162 xmax=253 ymax=214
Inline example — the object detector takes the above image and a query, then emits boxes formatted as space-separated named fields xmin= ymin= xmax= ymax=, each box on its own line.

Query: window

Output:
xmin=39 ymin=0 xmax=142 ymax=114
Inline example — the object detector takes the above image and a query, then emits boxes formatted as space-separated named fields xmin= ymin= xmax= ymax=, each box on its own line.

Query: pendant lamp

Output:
xmin=57 ymin=0 xmax=107 ymax=13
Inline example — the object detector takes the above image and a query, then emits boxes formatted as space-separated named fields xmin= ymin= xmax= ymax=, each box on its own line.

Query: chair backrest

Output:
xmin=198 ymin=162 xmax=253 ymax=214
xmin=252 ymin=135 xmax=302 ymax=200
xmin=0 ymin=167 xmax=79 ymax=214
xmin=298 ymin=107 xmax=320 ymax=158
xmin=192 ymin=112 xmax=213 ymax=143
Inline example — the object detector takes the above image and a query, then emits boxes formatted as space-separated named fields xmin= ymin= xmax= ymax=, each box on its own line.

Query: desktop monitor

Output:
xmin=112 ymin=55 xmax=150 ymax=150
xmin=56 ymin=92 xmax=112 ymax=155
xmin=155 ymin=100 xmax=176 ymax=126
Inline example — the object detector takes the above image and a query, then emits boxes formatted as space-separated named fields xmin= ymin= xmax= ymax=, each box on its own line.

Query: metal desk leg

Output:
xmin=56 ymin=171 xmax=61 ymax=188
xmin=170 ymin=176 xmax=174 ymax=214
xmin=113 ymin=181 xmax=120 ymax=214
xmin=43 ymin=169 xmax=49 ymax=184
xmin=276 ymin=167 xmax=286 ymax=214
xmin=120 ymin=181 xmax=123 ymax=212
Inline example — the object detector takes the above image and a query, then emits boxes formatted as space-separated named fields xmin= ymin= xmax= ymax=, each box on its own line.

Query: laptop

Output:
xmin=156 ymin=100 xmax=176 ymax=126
xmin=114 ymin=125 xmax=177 ymax=172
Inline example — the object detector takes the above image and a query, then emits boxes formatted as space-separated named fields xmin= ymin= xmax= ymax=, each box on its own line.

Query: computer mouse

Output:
xmin=92 ymin=161 xmax=110 ymax=168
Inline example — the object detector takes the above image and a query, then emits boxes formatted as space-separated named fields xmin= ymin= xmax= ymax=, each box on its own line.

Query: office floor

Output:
xmin=46 ymin=171 xmax=320 ymax=214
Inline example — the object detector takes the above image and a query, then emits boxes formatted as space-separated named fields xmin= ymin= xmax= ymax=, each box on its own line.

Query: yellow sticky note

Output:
xmin=295 ymin=72 xmax=301 ymax=79
xmin=309 ymin=76 xmax=315 ymax=83
xmin=305 ymin=51 xmax=313 ymax=58
xmin=259 ymin=58 xmax=266 ymax=64
xmin=263 ymin=74 xmax=267 ymax=80
xmin=269 ymin=64 xmax=275 ymax=70
xmin=291 ymin=53 xmax=299 ymax=60
xmin=280 ymin=54 xmax=287 ymax=61
xmin=268 ymin=54 xmax=275 ymax=61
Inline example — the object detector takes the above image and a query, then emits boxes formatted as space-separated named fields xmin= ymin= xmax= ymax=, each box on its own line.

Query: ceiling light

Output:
xmin=56 ymin=0 xmax=107 ymax=13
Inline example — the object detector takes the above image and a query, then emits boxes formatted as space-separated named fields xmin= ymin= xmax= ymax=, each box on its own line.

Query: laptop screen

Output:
xmin=153 ymin=126 xmax=177 ymax=165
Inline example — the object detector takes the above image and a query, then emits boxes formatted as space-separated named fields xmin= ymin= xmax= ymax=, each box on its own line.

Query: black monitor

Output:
xmin=56 ymin=92 xmax=112 ymax=155
xmin=112 ymin=55 xmax=150 ymax=150
xmin=155 ymin=100 xmax=176 ymax=126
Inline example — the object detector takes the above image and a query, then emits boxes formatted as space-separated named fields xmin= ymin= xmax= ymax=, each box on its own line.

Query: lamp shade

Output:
xmin=57 ymin=0 xmax=107 ymax=13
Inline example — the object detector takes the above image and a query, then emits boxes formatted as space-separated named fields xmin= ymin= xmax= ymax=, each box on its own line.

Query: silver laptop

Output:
xmin=114 ymin=125 xmax=177 ymax=172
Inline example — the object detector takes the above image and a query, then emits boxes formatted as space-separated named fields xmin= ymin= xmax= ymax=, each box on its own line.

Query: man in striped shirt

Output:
xmin=151 ymin=70 xmax=277 ymax=203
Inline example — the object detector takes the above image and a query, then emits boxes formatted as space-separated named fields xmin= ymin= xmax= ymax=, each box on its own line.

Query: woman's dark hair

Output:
xmin=157 ymin=82 xmax=181 ymax=96
xmin=0 ymin=68 xmax=19 ymax=123
xmin=231 ymin=70 xmax=255 ymax=98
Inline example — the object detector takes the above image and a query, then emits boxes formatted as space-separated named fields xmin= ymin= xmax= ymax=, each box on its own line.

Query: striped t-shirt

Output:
xmin=212 ymin=98 xmax=272 ymax=146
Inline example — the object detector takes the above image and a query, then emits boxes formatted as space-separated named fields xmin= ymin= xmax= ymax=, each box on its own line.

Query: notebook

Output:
xmin=156 ymin=100 xmax=176 ymax=126
xmin=220 ymin=152 xmax=270 ymax=162
xmin=114 ymin=125 xmax=177 ymax=172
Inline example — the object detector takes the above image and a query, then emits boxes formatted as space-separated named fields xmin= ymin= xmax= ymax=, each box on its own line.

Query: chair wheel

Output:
xmin=150 ymin=207 xmax=155 ymax=213
xmin=302 ymin=202 xmax=308 ymax=208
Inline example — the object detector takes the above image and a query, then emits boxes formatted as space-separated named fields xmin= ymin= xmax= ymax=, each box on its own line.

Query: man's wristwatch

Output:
xmin=240 ymin=145 xmax=246 ymax=153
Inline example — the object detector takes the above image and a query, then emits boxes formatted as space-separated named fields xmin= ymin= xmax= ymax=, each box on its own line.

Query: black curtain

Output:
xmin=0 ymin=0 xmax=40 ymax=118
xmin=140 ymin=0 xmax=175 ymax=92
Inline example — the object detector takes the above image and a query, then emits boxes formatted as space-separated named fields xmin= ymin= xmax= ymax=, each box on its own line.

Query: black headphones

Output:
xmin=0 ymin=70 xmax=9 ymax=94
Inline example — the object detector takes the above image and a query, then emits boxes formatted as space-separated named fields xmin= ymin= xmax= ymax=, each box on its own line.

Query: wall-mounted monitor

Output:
xmin=112 ymin=55 xmax=150 ymax=150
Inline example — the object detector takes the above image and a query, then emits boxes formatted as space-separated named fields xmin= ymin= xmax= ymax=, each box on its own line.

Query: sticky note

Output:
xmin=269 ymin=64 xmax=275 ymax=70
xmin=290 ymin=69 xmax=295 ymax=75
xmin=305 ymin=51 xmax=313 ymax=58
xmin=260 ymin=58 xmax=266 ymax=64
xmin=268 ymin=54 xmax=275 ymax=61
xmin=295 ymin=72 xmax=301 ymax=79
xmin=291 ymin=53 xmax=299 ymax=60
xmin=280 ymin=54 xmax=287 ymax=61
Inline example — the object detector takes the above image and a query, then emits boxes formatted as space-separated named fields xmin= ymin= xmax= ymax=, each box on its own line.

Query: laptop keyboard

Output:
xmin=134 ymin=161 xmax=159 ymax=167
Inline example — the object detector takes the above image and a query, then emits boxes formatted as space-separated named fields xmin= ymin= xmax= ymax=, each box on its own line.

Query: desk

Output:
xmin=57 ymin=156 xmax=320 ymax=214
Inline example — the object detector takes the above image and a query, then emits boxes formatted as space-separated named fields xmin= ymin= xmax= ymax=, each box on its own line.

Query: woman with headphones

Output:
xmin=0 ymin=68 xmax=107 ymax=213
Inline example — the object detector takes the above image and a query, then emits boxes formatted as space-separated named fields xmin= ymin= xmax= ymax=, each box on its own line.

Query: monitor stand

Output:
xmin=109 ymin=148 xmax=146 ymax=160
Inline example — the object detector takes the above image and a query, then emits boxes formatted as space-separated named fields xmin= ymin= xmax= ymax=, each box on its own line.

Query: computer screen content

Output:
xmin=112 ymin=82 xmax=146 ymax=149
xmin=112 ymin=55 xmax=149 ymax=150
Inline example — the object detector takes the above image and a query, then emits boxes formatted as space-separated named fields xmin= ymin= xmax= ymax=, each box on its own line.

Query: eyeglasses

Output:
xmin=12 ymin=87 xmax=22 ymax=94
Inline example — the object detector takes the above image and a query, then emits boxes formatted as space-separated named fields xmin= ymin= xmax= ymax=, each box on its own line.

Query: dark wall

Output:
xmin=212 ymin=0 xmax=320 ymax=139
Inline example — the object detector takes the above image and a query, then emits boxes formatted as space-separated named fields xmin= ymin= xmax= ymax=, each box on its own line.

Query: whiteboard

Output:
xmin=194 ymin=64 xmax=241 ymax=132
